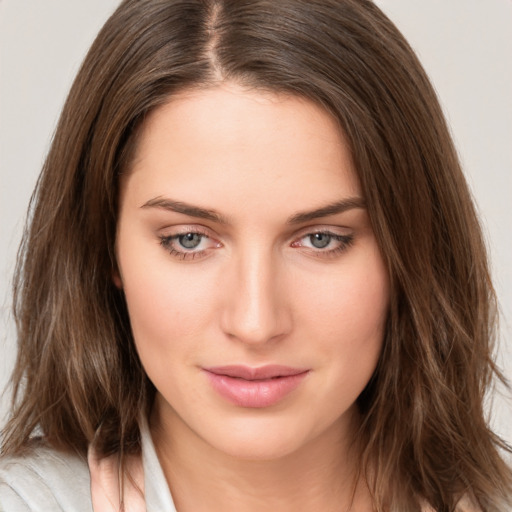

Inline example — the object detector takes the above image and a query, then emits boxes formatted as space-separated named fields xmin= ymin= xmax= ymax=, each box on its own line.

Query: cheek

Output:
xmin=121 ymin=264 xmax=216 ymax=406
xmin=300 ymin=253 xmax=389 ymax=347
xmin=118 ymin=244 xmax=216 ymax=362
xmin=296 ymin=247 xmax=389 ymax=403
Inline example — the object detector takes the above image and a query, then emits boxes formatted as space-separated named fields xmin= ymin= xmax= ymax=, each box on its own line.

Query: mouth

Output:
xmin=203 ymin=365 xmax=310 ymax=408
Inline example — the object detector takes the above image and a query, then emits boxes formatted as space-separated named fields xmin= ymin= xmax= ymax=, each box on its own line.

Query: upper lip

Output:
xmin=204 ymin=365 xmax=309 ymax=380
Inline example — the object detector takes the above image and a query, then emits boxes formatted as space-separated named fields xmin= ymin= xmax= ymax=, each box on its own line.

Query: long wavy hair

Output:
xmin=2 ymin=0 xmax=511 ymax=510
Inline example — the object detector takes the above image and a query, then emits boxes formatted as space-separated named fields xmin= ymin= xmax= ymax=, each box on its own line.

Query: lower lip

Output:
xmin=205 ymin=371 xmax=309 ymax=408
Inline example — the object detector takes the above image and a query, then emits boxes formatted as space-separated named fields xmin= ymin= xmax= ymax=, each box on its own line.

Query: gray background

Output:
xmin=1 ymin=1 xmax=511 ymax=445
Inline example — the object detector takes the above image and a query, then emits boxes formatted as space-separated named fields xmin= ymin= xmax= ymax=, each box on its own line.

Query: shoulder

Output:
xmin=455 ymin=494 xmax=483 ymax=512
xmin=0 ymin=443 xmax=92 ymax=512
xmin=421 ymin=495 xmax=482 ymax=512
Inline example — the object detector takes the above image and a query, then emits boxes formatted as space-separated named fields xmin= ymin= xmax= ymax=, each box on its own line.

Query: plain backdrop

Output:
xmin=1 ymin=1 xmax=511 ymax=444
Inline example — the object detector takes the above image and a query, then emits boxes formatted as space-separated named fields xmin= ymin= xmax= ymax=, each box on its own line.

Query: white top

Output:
xmin=0 ymin=423 xmax=481 ymax=512
xmin=0 ymin=420 xmax=176 ymax=511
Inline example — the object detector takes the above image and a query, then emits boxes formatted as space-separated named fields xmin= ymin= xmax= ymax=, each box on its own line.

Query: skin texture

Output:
xmin=115 ymin=83 xmax=389 ymax=511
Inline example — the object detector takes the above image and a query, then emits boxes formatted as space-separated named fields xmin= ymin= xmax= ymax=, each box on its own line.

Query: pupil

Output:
xmin=310 ymin=233 xmax=331 ymax=249
xmin=179 ymin=233 xmax=202 ymax=249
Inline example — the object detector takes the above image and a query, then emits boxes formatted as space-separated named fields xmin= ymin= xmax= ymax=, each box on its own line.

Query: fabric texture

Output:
xmin=0 ymin=418 xmax=480 ymax=512
xmin=0 ymin=419 xmax=176 ymax=512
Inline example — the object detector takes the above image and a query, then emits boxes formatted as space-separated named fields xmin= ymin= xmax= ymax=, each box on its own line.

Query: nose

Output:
xmin=220 ymin=248 xmax=291 ymax=346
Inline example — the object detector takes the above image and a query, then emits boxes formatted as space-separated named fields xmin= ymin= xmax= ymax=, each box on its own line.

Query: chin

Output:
xmin=195 ymin=409 xmax=340 ymax=463
xmin=208 ymin=429 xmax=309 ymax=462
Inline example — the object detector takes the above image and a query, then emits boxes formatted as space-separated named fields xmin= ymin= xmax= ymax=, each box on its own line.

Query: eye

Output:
xmin=159 ymin=229 xmax=221 ymax=260
xmin=178 ymin=233 xmax=203 ymax=249
xmin=291 ymin=230 xmax=354 ymax=257
xmin=308 ymin=233 xmax=332 ymax=249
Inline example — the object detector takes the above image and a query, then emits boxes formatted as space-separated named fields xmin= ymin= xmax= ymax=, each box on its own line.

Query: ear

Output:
xmin=112 ymin=274 xmax=123 ymax=289
xmin=112 ymin=266 xmax=123 ymax=289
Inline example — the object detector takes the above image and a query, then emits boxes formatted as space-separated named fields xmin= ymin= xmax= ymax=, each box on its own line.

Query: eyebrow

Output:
xmin=287 ymin=197 xmax=366 ymax=224
xmin=141 ymin=197 xmax=229 ymax=224
xmin=141 ymin=196 xmax=366 ymax=224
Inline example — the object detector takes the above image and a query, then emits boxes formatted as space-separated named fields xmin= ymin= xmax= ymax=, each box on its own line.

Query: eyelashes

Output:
xmin=291 ymin=232 xmax=354 ymax=257
xmin=159 ymin=228 xmax=220 ymax=260
xmin=159 ymin=228 xmax=354 ymax=261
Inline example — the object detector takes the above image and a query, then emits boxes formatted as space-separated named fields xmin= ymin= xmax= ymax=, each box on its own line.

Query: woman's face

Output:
xmin=115 ymin=84 xmax=389 ymax=460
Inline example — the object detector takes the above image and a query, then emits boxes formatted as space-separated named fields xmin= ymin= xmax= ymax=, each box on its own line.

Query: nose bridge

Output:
xmin=221 ymin=243 xmax=288 ymax=345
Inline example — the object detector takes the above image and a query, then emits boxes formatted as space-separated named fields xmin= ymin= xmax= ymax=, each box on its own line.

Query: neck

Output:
xmin=150 ymin=405 xmax=373 ymax=512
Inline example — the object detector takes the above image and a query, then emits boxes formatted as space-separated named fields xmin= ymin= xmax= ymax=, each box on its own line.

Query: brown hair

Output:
xmin=3 ymin=0 xmax=511 ymax=509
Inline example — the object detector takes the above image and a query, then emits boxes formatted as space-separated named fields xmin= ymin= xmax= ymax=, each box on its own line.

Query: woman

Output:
xmin=1 ymin=0 xmax=510 ymax=510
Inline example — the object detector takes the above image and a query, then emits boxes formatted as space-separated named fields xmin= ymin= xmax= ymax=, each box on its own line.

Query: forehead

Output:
xmin=122 ymin=83 xmax=361 ymax=218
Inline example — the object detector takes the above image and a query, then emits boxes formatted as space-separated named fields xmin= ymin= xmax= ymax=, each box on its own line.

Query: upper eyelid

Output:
xmin=157 ymin=224 xmax=352 ymax=242
xmin=291 ymin=225 xmax=352 ymax=239
xmin=158 ymin=224 xmax=213 ymax=236
xmin=293 ymin=231 xmax=353 ymax=245
xmin=158 ymin=228 xmax=353 ymax=261
xmin=299 ymin=226 xmax=349 ymax=233
xmin=159 ymin=231 xmax=217 ymax=258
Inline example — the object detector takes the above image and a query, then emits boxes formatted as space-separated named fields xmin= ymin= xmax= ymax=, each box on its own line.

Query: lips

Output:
xmin=203 ymin=365 xmax=310 ymax=408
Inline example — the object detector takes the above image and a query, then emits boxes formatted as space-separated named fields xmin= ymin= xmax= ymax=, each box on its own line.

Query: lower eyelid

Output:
xmin=168 ymin=248 xmax=207 ymax=261
xmin=160 ymin=229 xmax=352 ymax=257
xmin=299 ymin=235 xmax=354 ymax=256
xmin=158 ymin=230 xmax=222 ymax=261
xmin=292 ymin=231 xmax=353 ymax=245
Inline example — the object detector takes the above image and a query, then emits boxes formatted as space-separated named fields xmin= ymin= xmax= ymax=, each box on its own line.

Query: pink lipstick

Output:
xmin=203 ymin=365 xmax=309 ymax=408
